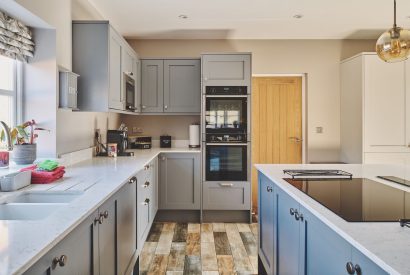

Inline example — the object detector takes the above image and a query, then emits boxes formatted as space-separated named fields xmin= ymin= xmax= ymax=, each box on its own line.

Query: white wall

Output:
xmin=128 ymin=39 xmax=375 ymax=162
xmin=16 ymin=0 xmax=121 ymax=156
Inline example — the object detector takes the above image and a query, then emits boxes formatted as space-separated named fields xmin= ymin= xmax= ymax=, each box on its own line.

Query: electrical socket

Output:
xmin=316 ymin=127 xmax=323 ymax=134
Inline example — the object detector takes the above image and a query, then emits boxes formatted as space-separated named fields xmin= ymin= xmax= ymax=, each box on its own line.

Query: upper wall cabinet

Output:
xmin=72 ymin=21 xmax=139 ymax=113
xmin=340 ymin=53 xmax=410 ymax=164
xmin=201 ymin=53 xmax=251 ymax=87
xmin=141 ymin=59 xmax=201 ymax=114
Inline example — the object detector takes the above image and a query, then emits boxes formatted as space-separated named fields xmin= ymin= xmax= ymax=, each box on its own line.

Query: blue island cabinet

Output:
xmin=258 ymin=171 xmax=389 ymax=275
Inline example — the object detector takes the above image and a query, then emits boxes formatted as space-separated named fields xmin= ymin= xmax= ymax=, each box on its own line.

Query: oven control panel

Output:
xmin=206 ymin=133 xmax=247 ymax=143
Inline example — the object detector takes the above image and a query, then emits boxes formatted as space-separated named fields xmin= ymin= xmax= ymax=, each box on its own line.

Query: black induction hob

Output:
xmin=284 ymin=177 xmax=410 ymax=222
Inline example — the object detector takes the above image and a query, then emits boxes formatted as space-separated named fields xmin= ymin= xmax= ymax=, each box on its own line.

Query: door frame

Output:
xmin=252 ymin=73 xmax=308 ymax=163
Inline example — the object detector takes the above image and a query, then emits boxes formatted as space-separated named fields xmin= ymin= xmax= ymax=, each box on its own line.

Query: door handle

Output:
xmin=219 ymin=183 xmax=234 ymax=187
xmin=289 ymin=137 xmax=303 ymax=143
xmin=266 ymin=186 xmax=273 ymax=192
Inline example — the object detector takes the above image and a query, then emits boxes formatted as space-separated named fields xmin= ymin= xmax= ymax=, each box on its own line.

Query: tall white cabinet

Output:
xmin=340 ymin=53 xmax=410 ymax=165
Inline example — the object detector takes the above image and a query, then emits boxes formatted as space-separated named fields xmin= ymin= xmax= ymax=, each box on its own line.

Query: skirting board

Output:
xmin=202 ymin=210 xmax=250 ymax=223
xmin=154 ymin=210 xmax=201 ymax=223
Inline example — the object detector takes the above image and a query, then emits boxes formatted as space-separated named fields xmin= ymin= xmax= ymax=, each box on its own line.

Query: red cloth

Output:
xmin=20 ymin=165 xmax=65 ymax=184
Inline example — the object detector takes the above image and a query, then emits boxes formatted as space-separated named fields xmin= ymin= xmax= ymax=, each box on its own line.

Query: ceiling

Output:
xmin=87 ymin=0 xmax=410 ymax=39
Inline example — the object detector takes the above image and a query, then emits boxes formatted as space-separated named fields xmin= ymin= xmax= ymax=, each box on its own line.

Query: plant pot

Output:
xmin=11 ymin=144 xmax=37 ymax=165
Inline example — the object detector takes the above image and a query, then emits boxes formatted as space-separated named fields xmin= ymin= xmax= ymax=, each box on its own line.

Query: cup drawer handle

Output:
xmin=219 ymin=183 xmax=234 ymax=187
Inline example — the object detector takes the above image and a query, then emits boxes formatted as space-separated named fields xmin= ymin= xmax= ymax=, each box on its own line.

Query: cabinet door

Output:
xmin=202 ymin=181 xmax=251 ymax=210
xmin=117 ymin=179 xmax=137 ymax=275
xmin=141 ymin=60 xmax=164 ymax=112
xmin=258 ymin=173 xmax=276 ymax=274
xmin=364 ymin=55 xmax=409 ymax=152
xmin=108 ymin=30 xmax=124 ymax=110
xmin=122 ymin=47 xmax=135 ymax=78
xmin=24 ymin=212 xmax=99 ymax=275
xmin=148 ymin=158 xmax=158 ymax=221
xmin=137 ymin=170 xmax=151 ymax=250
xmin=302 ymin=205 xmax=351 ymax=275
xmin=202 ymin=54 xmax=251 ymax=87
xmin=276 ymin=188 xmax=300 ymax=275
xmin=159 ymin=153 xmax=200 ymax=209
xmin=135 ymin=59 xmax=141 ymax=112
xmin=164 ymin=59 xmax=201 ymax=113
xmin=98 ymin=197 xmax=118 ymax=275
xmin=351 ymin=247 xmax=388 ymax=275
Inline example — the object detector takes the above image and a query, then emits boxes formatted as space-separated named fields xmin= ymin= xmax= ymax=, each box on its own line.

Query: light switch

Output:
xmin=316 ymin=127 xmax=323 ymax=134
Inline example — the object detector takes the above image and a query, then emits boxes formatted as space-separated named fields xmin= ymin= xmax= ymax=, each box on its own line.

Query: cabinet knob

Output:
xmin=144 ymin=164 xmax=150 ymax=170
xmin=94 ymin=215 xmax=104 ymax=225
xmin=143 ymin=198 xmax=150 ymax=205
xmin=102 ymin=210 xmax=109 ymax=219
xmin=52 ymin=255 xmax=68 ymax=269
xmin=142 ymin=181 xmax=150 ymax=188
xmin=354 ymin=264 xmax=362 ymax=275
xmin=129 ymin=176 xmax=137 ymax=184
xmin=161 ymin=156 xmax=166 ymax=161
xmin=130 ymin=72 xmax=134 ymax=76
xmin=266 ymin=186 xmax=273 ymax=192
xmin=290 ymin=208 xmax=296 ymax=216
xmin=142 ymin=105 xmax=146 ymax=109
xmin=295 ymin=211 xmax=303 ymax=222
xmin=164 ymin=105 xmax=168 ymax=110
xmin=346 ymin=262 xmax=355 ymax=274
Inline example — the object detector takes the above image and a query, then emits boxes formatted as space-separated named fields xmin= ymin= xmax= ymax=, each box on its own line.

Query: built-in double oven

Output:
xmin=203 ymin=86 xmax=250 ymax=182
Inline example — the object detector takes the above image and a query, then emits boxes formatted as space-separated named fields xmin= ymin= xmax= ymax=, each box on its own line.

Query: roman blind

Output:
xmin=0 ymin=10 xmax=34 ymax=61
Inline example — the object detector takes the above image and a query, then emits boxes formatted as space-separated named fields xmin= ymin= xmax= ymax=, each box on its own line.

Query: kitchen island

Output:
xmin=0 ymin=147 xmax=200 ymax=275
xmin=256 ymin=164 xmax=410 ymax=275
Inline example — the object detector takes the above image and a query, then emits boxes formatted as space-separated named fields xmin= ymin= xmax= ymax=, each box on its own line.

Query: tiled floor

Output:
xmin=139 ymin=222 xmax=258 ymax=275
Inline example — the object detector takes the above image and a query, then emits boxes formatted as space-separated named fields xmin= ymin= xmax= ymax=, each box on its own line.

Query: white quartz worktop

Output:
xmin=255 ymin=164 xmax=410 ymax=275
xmin=0 ymin=147 xmax=200 ymax=275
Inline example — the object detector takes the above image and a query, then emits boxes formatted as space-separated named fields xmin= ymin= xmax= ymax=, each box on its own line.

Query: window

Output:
xmin=0 ymin=55 xmax=20 ymax=127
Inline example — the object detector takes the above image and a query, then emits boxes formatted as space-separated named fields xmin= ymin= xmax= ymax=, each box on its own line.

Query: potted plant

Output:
xmin=1 ymin=120 xmax=49 ymax=165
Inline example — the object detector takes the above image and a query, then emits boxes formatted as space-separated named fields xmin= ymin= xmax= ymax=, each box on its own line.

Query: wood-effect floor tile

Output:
xmin=186 ymin=233 xmax=201 ymax=256
xmin=239 ymin=232 xmax=257 ymax=256
xmin=212 ymin=223 xmax=225 ymax=232
xmin=249 ymin=223 xmax=258 ymax=238
xmin=140 ymin=242 xmax=158 ymax=272
xmin=183 ymin=255 xmax=202 ymax=275
xmin=201 ymin=223 xmax=214 ymax=243
xmin=217 ymin=255 xmax=235 ymax=275
xmin=173 ymin=223 xmax=188 ymax=242
xmin=213 ymin=232 xmax=231 ymax=255
xmin=147 ymin=254 xmax=168 ymax=275
xmin=167 ymin=243 xmax=187 ymax=271
xmin=225 ymin=224 xmax=253 ymax=272
xmin=201 ymin=272 xmax=219 ymax=275
xmin=236 ymin=223 xmax=251 ymax=232
xmin=166 ymin=271 xmax=184 ymax=275
xmin=147 ymin=223 xmax=163 ymax=242
xmin=156 ymin=225 xmax=175 ymax=255
xmin=188 ymin=223 xmax=200 ymax=233
xmin=201 ymin=242 xmax=218 ymax=271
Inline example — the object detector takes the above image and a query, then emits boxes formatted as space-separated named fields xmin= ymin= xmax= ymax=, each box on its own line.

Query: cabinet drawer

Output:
xmin=203 ymin=182 xmax=250 ymax=210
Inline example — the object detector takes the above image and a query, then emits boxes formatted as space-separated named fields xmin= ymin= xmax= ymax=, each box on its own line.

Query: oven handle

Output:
xmin=219 ymin=183 xmax=234 ymax=187
xmin=205 ymin=143 xmax=248 ymax=146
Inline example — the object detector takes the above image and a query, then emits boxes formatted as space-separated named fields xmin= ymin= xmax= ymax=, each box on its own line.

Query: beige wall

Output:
xmin=121 ymin=115 xmax=200 ymax=140
xmin=16 ymin=0 xmax=121 ymax=156
xmin=128 ymin=39 xmax=375 ymax=161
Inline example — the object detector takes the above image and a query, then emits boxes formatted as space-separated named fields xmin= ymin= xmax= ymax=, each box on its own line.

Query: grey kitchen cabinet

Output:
xmin=24 ymin=182 xmax=138 ymax=275
xmin=141 ymin=59 xmax=201 ymax=113
xmin=137 ymin=159 xmax=158 ymax=251
xmin=72 ymin=21 xmax=139 ymax=113
xmin=141 ymin=59 xmax=164 ymax=112
xmin=201 ymin=53 xmax=251 ymax=87
xmin=24 ymin=211 xmax=99 ymax=275
xmin=159 ymin=153 xmax=200 ymax=210
xmin=116 ymin=176 xmax=137 ymax=275
xmin=202 ymin=182 xmax=251 ymax=210
xmin=164 ymin=59 xmax=201 ymax=113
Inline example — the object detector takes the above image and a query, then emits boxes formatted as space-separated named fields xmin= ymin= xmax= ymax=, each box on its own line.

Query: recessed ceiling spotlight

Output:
xmin=293 ymin=14 xmax=303 ymax=19
xmin=178 ymin=14 xmax=188 ymax=19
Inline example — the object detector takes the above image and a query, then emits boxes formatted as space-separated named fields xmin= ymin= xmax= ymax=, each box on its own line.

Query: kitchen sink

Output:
xmin=0 ymin=203 xmax=63 ymax=220
xmin=6 ymin=191 xmax=83 ymax=204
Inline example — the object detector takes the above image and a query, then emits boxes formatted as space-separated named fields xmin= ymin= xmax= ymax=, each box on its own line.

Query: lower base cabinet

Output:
xmin=258 ymin=171 xmax=389 ymax=275
xmin=24 ymin=178 xmax=138 ymax=275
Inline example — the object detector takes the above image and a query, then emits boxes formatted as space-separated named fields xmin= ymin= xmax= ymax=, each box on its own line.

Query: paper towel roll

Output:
xmin=189 ymin=124 xmax=200 ymax=148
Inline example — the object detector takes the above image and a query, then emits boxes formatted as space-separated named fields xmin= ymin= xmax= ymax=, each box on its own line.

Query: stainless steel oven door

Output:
xmin=124 ymin=73 xmax=136 ymax=111
xmin=205 ymin=143 xmax=248 ymax=181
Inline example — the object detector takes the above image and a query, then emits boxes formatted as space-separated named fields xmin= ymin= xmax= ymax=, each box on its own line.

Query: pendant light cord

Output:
xmin=394 ymin=0 xmax=397 ymax=28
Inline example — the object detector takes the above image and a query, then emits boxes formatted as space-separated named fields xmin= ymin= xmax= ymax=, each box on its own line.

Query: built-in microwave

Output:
xmin=124 ymin=73 xmax=136 ymax=111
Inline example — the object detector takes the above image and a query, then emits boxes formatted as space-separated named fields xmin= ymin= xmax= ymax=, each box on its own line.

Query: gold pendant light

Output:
xmin=376 ymin=0 xmax=410 ymax=62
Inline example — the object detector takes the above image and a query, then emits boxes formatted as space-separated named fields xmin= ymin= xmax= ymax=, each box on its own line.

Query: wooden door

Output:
xmin=252 ymin=77 xmax=303 ymax=209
